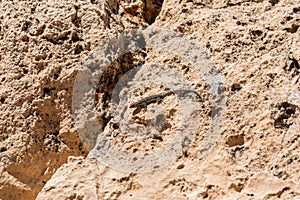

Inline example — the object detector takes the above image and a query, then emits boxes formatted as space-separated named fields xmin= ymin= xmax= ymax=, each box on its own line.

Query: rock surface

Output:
xmin=1 ymin=0 xmax=300 ymax=199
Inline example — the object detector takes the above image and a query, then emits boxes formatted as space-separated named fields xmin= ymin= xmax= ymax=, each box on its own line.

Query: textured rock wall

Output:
xmin=0 ymin=0 xmax=300 ymax=199
xmin=0 ymin=0 xmax=152 ymax=199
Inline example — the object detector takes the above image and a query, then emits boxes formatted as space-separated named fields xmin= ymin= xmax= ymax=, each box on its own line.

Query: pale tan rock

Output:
xmin=1 ymin=0 xmax=300 ymax=199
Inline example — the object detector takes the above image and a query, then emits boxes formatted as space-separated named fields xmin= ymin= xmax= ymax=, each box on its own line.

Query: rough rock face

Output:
xmin=0 ymin=0 xmax=150 ymax=199
xmin=1 ymin=0 xmax=300 ymax=199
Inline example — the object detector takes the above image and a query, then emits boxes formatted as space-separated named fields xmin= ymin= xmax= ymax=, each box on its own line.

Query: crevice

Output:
xmin=95 ymin=50 xmax=147 ymax=129
xmin=143 ymin=0 xmax=164 ymax=24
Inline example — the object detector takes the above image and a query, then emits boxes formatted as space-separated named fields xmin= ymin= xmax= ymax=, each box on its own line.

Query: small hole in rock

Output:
xmin=293 ymin=7 xmax=300 ymax=13
xmin=53 ymin=73 xmax=59 ymax=80
xmin=177 ymin=164 xmax=184 ymax=169
xmin=43 ymin=88 xmax=51 ymax=97
xmin=112 ymin=123 xmax=119 ymax=129
xmin=0 ymin=147 xmax=7 ymax=152
xmin=231 ymin=83 xmax=242 ymax=93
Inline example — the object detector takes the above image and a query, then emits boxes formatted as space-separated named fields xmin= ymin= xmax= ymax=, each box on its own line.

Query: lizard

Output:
xmin=129 ymin=89 xmax=202 ymax=109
